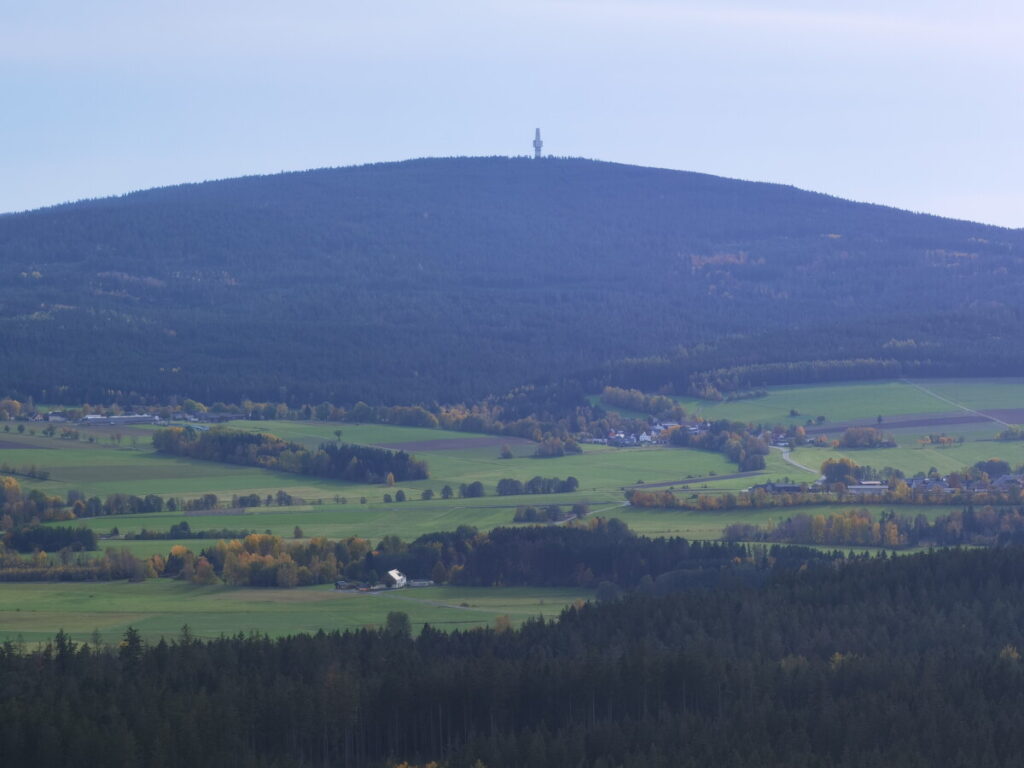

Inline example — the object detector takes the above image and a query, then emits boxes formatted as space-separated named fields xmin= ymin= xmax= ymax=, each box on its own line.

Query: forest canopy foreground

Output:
xmin=5 ymin=546 xmax=1024 ymax=767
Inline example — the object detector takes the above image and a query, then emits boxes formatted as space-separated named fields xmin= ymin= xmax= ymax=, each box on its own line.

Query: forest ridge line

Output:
xmin=0 ymin=156 xmax=1021 ymax=409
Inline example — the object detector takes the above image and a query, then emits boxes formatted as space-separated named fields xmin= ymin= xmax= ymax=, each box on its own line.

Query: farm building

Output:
xmin=384 ymin=569 xmax=407 ymax=589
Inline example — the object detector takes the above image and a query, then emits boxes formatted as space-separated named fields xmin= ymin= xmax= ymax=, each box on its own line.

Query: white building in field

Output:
xmin=386 ymin=569 xmax=407 ymax=589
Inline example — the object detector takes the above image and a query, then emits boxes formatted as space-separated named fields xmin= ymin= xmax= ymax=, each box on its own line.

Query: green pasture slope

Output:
xmin=3 ymin=379 xmax=1019 ymax=647
xmin=791 ymin=440 xmax=1024 ymax=479
xmin=69 ymin=503 xmax=562 ymax=548
xmin=670 ymin=377 xmax=1024 ymax=428
xmin=0 ymin=428 xmax=350 ymax=501
xmin=7 ymin=380 xmax=1019 ymax=545
xmin=614 ymin=378 xmax=1024 ymax=480
xmin=915 ymin=379 xmax=1024 ymax=412
xmin=62 ymin=437 xmax=808 ymax=559
xmin=224 ymin=419 xmax=745 ymax=491
xmin=3 ymin=421 xmax=761 ymax=543
xmin=0 ymin=581 xmax=588 ymax=645
xmin=688 ymin=378 xmax=1024 ymax=479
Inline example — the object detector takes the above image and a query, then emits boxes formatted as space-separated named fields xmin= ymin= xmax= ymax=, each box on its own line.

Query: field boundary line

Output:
xmin=370 ymin=591 xmax=512 ymax=614
xmin=899 ymin=379 xmax=1014 ymax=428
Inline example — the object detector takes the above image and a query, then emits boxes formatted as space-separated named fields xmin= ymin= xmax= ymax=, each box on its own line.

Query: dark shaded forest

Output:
xmin=1 ymin=157 xmax=1023 ymax=408
xmin=151 ymin=426 xmax=428 ymax=483
xmin=6 ymin=546 xmax=1024 ymax=766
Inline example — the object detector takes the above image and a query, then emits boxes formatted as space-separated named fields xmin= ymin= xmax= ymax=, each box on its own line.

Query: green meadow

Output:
xmin=654 ymin=378 xmax=1024 ymax=481
xmin=0 ymin=429 xmax=350 ymax=500
xmin=3 ymin=378 xmax=1018 ymax=541
xmin=0 ymin=580 xmax=588 ymax=645
xmin=791 ymin=441 xmax=1024 ymax=479
xmin=3 ymin=377 xmax=1022 ymax=644
xmin=5 ymin=377 xmax=1014 ymax=552
xmin=2 ymin=422 xmax=745 ymax=537
xmin=912 ymin=378 xmax=1024 ymax=412
xmin=224 ymin=419 xmax=741 ymax=493
xmin=68 ymin=501 xmax=616 ymax=548
xmin=2 ymin=419 xmax=763 ymax=562
xmin=670 ymin=377 xmax=1024 ymax=428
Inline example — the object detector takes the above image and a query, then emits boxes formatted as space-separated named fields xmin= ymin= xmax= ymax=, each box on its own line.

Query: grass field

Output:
xmin=3 ymin=378 xmax=1020 ymax=646
xmin=791 ymin=441 xmax=1024 ymax=478
xmin=0 ymin=580 xmax=588 ymax=645
xmin=1 ymin=421 xmax=753 ymax=546
xmin=5 ymin=377 xmax=1018 ymax=512
xmin=1 ymin=423 xmax=739 ymax=504
xmin=224 ymin=420 xmax=740 ymax=494
xmin=68 ymin=500 xmax=623 ymax=549
xmin=227 ymin=422 xmax=504 ymax=451
xmin=0 ymin=429 xmax=356 ymax=500
xmin=654 ymin=378 xmax=1024 ymax=481
xmin=914 ymin=379 xmax=1024 ymax=411
xmin=2 ymin=380 xmax=1016 ymax=545
xmin=670 ymin=378 xmax=1024 ymax=428
xmin=1 ymin=419 xmax=757 ymax=557
xmin=7 ymin=379 xmax=1012 ymax=552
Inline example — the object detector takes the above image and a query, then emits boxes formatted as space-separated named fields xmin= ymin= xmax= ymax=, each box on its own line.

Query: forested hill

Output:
xmin=1 ymin=156 xmax=1022 ymax=406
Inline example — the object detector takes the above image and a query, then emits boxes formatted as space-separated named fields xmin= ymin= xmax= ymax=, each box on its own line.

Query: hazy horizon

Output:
xmin=4 ymin=0 xmax=1022 ymax=227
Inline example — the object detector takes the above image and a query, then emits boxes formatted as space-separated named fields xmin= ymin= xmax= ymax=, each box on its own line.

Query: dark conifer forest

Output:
xmin=151 ymin=426 xmax=428 ymax=483
xmin=6 ymin=546 xmax=1024 ymax=767
xmin=1 ymin=156 xmax=1022 ymax=406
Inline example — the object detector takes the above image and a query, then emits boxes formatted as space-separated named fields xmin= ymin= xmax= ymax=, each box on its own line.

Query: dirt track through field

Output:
xmin=900 ymin=379 xmax=1017 ymax=428
xmin=0 ymin=439 xmax=47 ymax=450
xmin=806 ymin=413 xmax=985 ymax=434
xmin=628 ymin=470 xmax=764 ymax=490
xmin=804 ymin=409 xmax=1024 ymax=435
xmin=373 ymin=436 xmax=535 ymax=452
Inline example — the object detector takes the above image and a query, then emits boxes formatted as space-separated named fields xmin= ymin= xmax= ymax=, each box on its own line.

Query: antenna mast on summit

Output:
xmin=533 ymin=128 xmax=543 ymax=159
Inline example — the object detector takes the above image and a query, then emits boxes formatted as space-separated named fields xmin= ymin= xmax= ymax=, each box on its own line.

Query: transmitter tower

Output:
xmin=533 ymin=128 xmax=543 ymax=159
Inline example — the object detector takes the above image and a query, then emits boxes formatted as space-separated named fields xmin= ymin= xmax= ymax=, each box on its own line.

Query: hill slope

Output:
xmin=1 ymin=156 xmax=1022 ymax=406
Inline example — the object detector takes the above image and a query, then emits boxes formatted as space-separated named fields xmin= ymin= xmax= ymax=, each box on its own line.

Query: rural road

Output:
xmin=772 ymin=445 xmax=820 ymax=477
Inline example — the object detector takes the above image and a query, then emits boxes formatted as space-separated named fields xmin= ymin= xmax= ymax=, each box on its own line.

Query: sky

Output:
xmin=3 ymin=0 xmax=1022 ymax=227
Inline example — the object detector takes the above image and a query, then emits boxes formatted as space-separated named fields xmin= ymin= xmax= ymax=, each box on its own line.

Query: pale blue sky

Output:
xmin=3 ymin=0 xmax=1021 ymax=226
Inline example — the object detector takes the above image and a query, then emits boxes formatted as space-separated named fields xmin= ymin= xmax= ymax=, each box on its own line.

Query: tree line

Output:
xmin=123 ymin=521 xmax=253 ymax=541
xmin=0 ymin=475 xmax=317 ymax=535
xmin=0 ymin=519 xmax=754 ymax=591
xmin=725 ymin=503 xmax=1024 ymax=549
xmin=668 ymin=419 xmax=769 ymax=471
xmin=512 ymin=504 xmax=583 ymax=524
xmin=599 ymin=386 xmax=684 ymax=420
xmin=495 ymin=476 xmax=579 ymax=495
xmin=4 ymin=525 xmax=96 ymax=553
xmin=1 ymin=476 xmax=167 ymax=529
xmin=151 ymin=427 xmax=428 ymax=483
